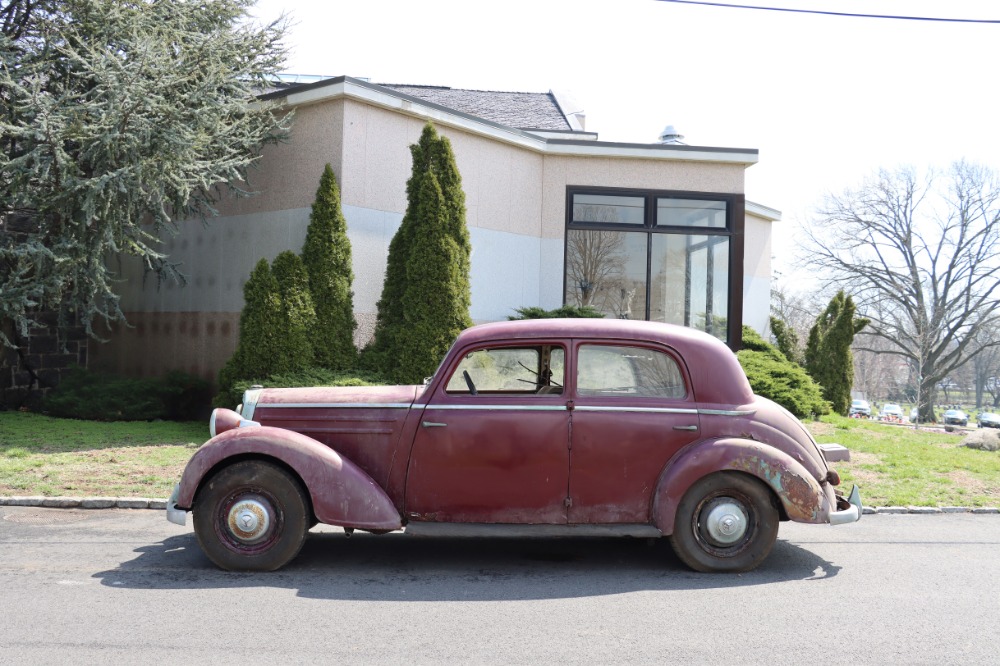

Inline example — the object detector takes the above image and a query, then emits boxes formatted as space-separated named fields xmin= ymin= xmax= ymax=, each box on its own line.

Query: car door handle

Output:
xmin=422 ymin=421 xmax=447 ymax=428
xmin=673 ymin=425 xmax=698 ymax=431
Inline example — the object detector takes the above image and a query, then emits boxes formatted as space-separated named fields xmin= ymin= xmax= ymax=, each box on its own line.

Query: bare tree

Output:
xmin=971 ymin=329 xmax=1000 ymax=410
xmin=565 ymin=229 xmax=625 ymax=309
xmin=801 ymin=161 xmax=1000 ymax=421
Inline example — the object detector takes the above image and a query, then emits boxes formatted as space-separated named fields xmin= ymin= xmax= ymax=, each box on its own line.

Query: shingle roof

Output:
xmin=376 ymin=84 xmax=571 ymax=131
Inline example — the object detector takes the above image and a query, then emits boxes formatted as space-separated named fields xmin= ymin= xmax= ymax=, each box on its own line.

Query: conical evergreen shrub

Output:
xmin=271 ymin=251 xmax=317 ymax=373
xmin=804 ymin=291 xmax=869 ymax=415
xmin=302 ymin=164 xmax=356 ymax=370
xmin=365 ymin=123 xmax=472 ymax=381
xmin=216 ymin=258 xmax=283 ymax=405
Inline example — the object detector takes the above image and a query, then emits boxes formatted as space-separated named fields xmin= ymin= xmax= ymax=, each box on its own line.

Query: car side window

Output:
xmin=577 ymin=345 xmax=686 ymax=399
xmin=446 ymin=346 xmax=565 ymax=395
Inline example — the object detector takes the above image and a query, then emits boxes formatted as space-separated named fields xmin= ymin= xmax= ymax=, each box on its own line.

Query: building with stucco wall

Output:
xmin=91 ymin=76 xmax=780 ymax=383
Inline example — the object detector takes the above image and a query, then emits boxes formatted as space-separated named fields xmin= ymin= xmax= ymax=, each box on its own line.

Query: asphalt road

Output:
xmin=1 ymin=507 xmax=998 ymax=665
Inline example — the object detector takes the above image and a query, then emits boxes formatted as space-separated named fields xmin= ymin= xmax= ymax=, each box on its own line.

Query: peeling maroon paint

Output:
xmin=173 ymin=319 xmax=855 ymax=542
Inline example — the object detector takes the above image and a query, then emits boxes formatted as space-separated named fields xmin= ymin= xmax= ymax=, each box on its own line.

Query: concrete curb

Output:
xmin=0 ymin=496 xmax=167 ymax=510
xmin=0 ymin=497 xmax=998 ymax=515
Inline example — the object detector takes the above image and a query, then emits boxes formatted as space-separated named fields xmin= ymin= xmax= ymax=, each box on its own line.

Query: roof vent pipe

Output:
xmin=658 ymin=124 xmax=686 ymax=145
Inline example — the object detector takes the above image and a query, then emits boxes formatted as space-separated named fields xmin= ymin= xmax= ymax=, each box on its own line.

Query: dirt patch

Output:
xmin=943 ymin=470 xmax=1000 ymax=498
xmin=807 ymin=421 xmax=836 ymax=437
xmin=842 ymin=451 xmax=888 ymax=488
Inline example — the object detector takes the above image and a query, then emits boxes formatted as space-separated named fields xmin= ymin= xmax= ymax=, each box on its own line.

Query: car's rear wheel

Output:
xmin=669 ymin=472 xmax=779 ymax=573
xmin=193 ymin=460 xmax=309 ymax=572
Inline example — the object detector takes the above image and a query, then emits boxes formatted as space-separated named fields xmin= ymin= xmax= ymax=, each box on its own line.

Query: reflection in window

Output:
xmin=446 ymin=346 xmax=565 ymax=395
xmin=650 ymin=235 xmax=729 ymax=340
xmin=577 ymin=345 xmax=686 ymax=399
xmin=572 ymin=194 xmax=645 ymax=225
xmin=657 ymin=198 xmax=727 ymax=229
xmin=564 ymin=230 xmax=647 ymax=319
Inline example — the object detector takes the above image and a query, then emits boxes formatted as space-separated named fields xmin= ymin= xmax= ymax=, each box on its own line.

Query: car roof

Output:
xmin=452 ymin=318 xmax=754 ymax=406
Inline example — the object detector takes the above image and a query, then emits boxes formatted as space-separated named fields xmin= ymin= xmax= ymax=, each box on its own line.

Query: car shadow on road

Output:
xmin=92 ymin=530 xmax=840 ymax=599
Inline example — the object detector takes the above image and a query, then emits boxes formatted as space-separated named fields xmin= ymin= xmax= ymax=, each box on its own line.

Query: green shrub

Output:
xmin=804 ymin=291 xmax=868 ymax=415
xmin=508 ymin=305 xmax=605 ymax=320
xmin=42 ymin=368 xmax=209 ymax=421
xmin=217 ymin=258 xmax=284 ymax=401
xmin=365 ymin=123 xmax=471 ymax=382
xmin=738 ymin=326 xmax=830 ymax=419
xmin=271 ymin=251 xmax=318 ymax=373
xmin=302 ymin=164 xmax=356 ymax=370
xmin=159 ymin=371 xmax=213 ymax=421
xmin=217 ymin=367 xmax=387 ymax=409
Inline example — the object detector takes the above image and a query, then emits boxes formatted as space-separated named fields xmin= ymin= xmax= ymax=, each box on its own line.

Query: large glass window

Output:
xmin=650 ymin=235 xmax=729 ymax=338
xmin=564 ymin=189 xmax=740 ymax=344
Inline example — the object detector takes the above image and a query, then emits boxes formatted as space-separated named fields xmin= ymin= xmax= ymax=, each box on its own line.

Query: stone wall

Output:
xmin=0 ymin=313 xmax=88 ymax=409
xmin=1 ymin=214 xmax=89 ymax=408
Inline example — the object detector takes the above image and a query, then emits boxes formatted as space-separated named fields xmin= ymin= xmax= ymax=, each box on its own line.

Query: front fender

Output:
xmin=652 ymin=438 xmax=833 ymax=535
xmin=175 ymin=426 xmax=402 ymax=531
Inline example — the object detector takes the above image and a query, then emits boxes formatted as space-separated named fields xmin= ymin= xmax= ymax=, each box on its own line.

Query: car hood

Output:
xmin=241 ymin=384 xmax=423 ymax=418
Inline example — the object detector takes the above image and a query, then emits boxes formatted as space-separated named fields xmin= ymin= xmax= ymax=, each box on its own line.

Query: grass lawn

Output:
xmin=0 ymin=412 xmax=206 ymax=498
xmin=809 ymin=415 xmax=1000 ymax=507
xmin=2 ymin=411 xmax=999 ymax=507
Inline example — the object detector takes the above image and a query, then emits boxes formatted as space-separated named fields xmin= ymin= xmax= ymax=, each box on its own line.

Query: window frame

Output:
xmin=563 ymin=186 xmax=745 ymax=349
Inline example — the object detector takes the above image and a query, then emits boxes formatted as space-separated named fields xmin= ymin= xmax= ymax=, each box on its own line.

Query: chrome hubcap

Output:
xmin=227 ymin=498 xmax=271 ymax=544
xmin=703 ymin=499 xmax=748 ymax=546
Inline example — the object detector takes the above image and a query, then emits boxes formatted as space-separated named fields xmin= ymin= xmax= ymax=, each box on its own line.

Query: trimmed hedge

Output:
xmin=738 ymin=326 xmax=830 ymax=419
xmin=42 ymin=368 xmax=211 ymax=421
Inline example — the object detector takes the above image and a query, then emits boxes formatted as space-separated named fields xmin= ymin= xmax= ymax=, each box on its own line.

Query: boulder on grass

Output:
xmin=962 ymin=429 xmax=1000 ymax=452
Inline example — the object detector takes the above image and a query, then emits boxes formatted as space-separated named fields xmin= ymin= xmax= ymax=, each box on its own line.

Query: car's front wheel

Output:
xmin=193 ymin=461 xmax=310 ymax=572
xmin=669 ymin=472 xmax=779 ymax=573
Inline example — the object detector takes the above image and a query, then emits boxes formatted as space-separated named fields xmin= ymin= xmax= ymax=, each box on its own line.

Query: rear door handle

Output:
xmin=422 ymin=421 xmax=447 ymax=428
xmin=673 ymin=425 xmax=698 ymax=431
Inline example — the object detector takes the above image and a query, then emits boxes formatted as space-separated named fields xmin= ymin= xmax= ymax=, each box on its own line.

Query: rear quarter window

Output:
xmin=577 ymin=344 xmax=686 ymax=399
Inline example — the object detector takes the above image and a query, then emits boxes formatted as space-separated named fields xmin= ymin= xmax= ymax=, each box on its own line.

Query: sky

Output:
xmin=247 ymin=0 xmax=1000 ymax=283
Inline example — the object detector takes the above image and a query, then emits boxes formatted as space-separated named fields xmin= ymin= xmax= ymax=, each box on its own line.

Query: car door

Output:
xmin=404 ymin=343 xmax=571 ymax=524
xmin=567 ymin=342 xmax=701 ymax=524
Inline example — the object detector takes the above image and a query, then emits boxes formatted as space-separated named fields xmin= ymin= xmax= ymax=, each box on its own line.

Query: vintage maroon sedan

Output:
xmin=167 ymin=319 xmax=861 ymax=572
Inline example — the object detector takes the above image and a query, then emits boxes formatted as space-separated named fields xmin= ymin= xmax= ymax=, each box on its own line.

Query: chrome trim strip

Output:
xmin=255 ymin=402 xmax=413 ymax=410
xmin=574 ymin=406 xmax=699 ymax=414
xmin=427 ymin=404 xmax=568 ymax=412
xmin=698 ymin=409 xmax=757 ymax=416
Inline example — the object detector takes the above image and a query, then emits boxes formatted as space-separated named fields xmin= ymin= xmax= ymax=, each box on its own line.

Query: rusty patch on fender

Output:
xmin=730 ymin=455 xmax=820 ymax=522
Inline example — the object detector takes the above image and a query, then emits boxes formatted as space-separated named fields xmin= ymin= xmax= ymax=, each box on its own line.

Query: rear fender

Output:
xmin=175 ymin=426 xmax=402 ymax=531
xmin=652 ymin=438 xmax=830 ymax=534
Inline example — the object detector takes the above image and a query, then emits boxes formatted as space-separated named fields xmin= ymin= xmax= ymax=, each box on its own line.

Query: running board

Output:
xmin=402 ymin=523 xmax=663 ymax=538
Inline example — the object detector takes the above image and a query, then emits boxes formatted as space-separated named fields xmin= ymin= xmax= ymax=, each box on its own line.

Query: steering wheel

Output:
xmin=463 ymin=370 xmax=478 ymax=396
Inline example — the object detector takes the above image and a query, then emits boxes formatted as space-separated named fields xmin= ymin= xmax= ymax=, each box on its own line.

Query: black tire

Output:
xmin=193 ymin=460 xmax=309 ymax=572
xmin=668 ymin=472 xmax=779 ymax=573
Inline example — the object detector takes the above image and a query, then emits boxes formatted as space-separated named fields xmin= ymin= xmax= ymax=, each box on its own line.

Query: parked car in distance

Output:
xmin=167 ymin=319 xmax=861 ymax=574
xmin=849 ymin=399 xmax=872 ymax=417
xmin=943 ymin=409 xmax=969 ymax=426
xmin=880 ymin=403 xmax=903 ymax=422
xmin=978 ymin=412 xmax=1000 ymax=429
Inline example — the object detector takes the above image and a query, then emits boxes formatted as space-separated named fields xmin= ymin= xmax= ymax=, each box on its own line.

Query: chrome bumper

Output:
xmin=166 ymin=483 xmax=187 ymax=526
xmin=829 ymin=485 xmax=862 ymax=525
